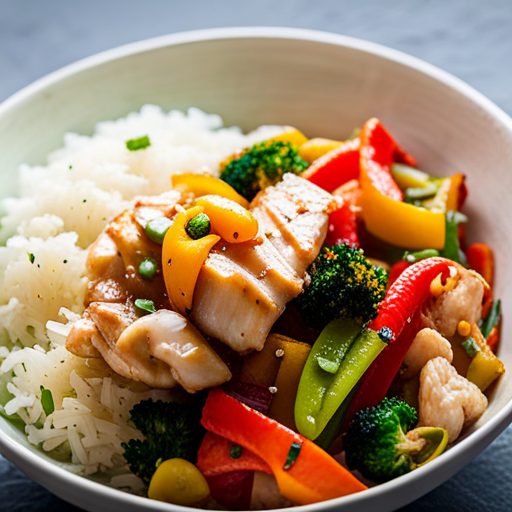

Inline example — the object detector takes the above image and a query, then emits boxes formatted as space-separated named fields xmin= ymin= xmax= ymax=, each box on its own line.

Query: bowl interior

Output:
xmin=0 ymin=28 xmax=511 ymax=512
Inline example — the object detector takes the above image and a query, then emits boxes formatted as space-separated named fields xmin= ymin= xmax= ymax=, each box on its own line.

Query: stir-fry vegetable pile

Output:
xmin=71 ymin=119 xmax=504 ymax=508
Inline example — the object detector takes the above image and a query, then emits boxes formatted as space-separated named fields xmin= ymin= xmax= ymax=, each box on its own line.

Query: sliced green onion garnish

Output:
xmin=403 ymin=249 xmax=440 ymax=263
xmin=230 ymin=445 xmax=243 ymax=459
xmin=462 ymin=337 xmax=480 ymax=357
xmin=126 ymin=135 xmax=151 ymax=151
xmin=134 ymin=299 xmax=156 ymax=315
xmin=283 ymin=442 xmax=302 ymax=470
xmin=40 ymin=386 xmax=55 ymax=416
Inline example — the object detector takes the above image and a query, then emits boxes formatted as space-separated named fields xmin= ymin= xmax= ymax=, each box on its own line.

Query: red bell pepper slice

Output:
xmin=387 ymin=259 xmax=411 ymax=288
xmin=325 ymin=201 xmax=359 ymax=247
xmin=360 ymin=118 xmax=406 ymax=201
xmin=301 ymin=138 xmax=360 ymax=192
xmin=369 ymin=257 xmax=453 ymax=339
xmin=201 ymin=389 xmax=367 ymax=505
xmin=197 ymin=431 xmax=271 ymax=477
xmin=345 ymin=257 xmax=454 ymax=422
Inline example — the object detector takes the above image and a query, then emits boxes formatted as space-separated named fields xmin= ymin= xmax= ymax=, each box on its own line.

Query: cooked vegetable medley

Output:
xmin=0 ymin=110 xmax=504 ymax=510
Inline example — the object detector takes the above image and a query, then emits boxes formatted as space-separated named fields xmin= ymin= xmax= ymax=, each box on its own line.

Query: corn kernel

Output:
xmin=457 ymin=320 xmax=471 ymax=337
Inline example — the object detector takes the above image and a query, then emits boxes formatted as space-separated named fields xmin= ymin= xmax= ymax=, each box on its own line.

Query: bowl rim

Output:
xmin=1 ymin=26 xmax=512 ymax=512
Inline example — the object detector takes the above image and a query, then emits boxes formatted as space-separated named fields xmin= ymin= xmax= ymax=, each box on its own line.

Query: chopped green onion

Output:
xmin=28 ymin=253 xmax=35 ymax=264
xmin=229 ymin=445 xmax=243 ymax=459
xmin=481 ymin=299 xmax=501 ymax=338
xmin=283 ymin=442 xmax=302 ymax=470
xmin=462 ymin=337 xmax=480 ymax=358
xmin=391 ymin=164 xmax=431 ymax=190
xmin=145 ymin=217 xmax=173 ymax=244
xmin=405 ymin=182 xmax=439 ymax=200
xmin=138 ymin=258 xmax=157 ymax=280
xmin=134 ymin=299 xmax=156 ymax=315
xmin=403 ymin=249 xmax=440 ymax=264
xmin=40 ymin=386 xmax=55 ymax=416
xmin=126 ymin=135 xmax=151 ymax=151
xmin=185 ymin=213 xmax=211 ymax=240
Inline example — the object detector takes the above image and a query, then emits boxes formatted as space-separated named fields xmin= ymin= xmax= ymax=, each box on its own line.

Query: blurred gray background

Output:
xmin=1 ymin=0 xmax=512 ymax=510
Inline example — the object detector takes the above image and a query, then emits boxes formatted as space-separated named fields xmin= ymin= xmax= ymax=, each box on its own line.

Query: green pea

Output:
xmin=185 ymin=213 xmax=211 ymax=240
xmin=145 ymin=217 xmax=173 ymax=244
xmin=138 ymin=257 xmax=157 ymax=280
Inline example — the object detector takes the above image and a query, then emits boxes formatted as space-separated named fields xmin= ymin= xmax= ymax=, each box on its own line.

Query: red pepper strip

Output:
xmin=300 ymin=138 xmax=360 ymax=192
xmin=346 ymin=311 xmax=424 ymax=422
xmin=369 ymin=257 xmax=453 ymax=339
xmin=387 ymin=259 xmax=411 ymax=288
xmin=360 ymin=118 xmax=404 ymax=201
xmin=201 ymin=389 xmax=367 ymax=505
xmin=325 ymin=201 xmax=359 ymax=247
xmin=205 ymin=471 xmax=254 ymax=511
xmin=344 ymin=257 xmax=454 ymax=424
xmin=466 ymin=243 xmax=494 ymax=287
xmin=487 ymin=324 xmax=499 ymax=353
xmin=197 ymin=431 xmax=271 ymax=477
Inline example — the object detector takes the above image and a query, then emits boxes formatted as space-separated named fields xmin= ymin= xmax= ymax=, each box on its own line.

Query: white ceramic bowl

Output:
xmin=1 ymin=27 xmax=511 ymax=512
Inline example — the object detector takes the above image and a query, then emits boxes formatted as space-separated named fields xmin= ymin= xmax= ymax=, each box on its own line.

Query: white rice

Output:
xmin=0 ymin=106 xmax=282 ymax=486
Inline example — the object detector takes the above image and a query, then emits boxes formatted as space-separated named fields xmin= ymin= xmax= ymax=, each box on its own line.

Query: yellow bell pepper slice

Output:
xmin=466 ymin=323 xmax=505 ymax=392
xmin=171 ymin=173 xmax=249 ymax=209
xmin=268 ymin=126 xmax=308 ymax=146
xmin=162 ymin=206 xmax=220 ymax=315
xmin=298 ymin=138 xmax=343 ymax=163
xmin=359 ymin=119 xmax=446 ymax=249
xmin=196 ymin=195 xmax=259 ymax=243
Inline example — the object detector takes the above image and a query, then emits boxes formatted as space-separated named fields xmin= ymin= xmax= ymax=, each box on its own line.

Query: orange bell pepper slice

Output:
xmin=201 ymin=389 xmax=367 ymax=505
xmin=359 ymin=119 xmax=445 ymax=249
xmin=196 ymin=195 xmax=259 ymax=244
xmin=162 ymin=206 xmax=220 ymax=315
xmin=172 ymin=173 xmax=249 ymax=209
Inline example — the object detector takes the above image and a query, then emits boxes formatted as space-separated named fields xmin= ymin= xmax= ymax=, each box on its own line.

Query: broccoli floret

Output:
xmin=122 ymin=397 xmax=205 ymax=485
xmin=344 ymin=397 xmax=421 ymax=483
xmin=296 ymin=243 xmax=387 ymax=329
xmin=220 ymin=140 xmax=309 ymax=201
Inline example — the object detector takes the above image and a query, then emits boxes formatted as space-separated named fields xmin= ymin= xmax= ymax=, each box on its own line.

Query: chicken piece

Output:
xmin=117 ymin=310 xmax=231 ymax=393
xmin=250 ymin=174 xmax=336 ymax=276
xmin=402 ymin=328 xmax=453 ymax=380
xmin=88 ymin=302 xmax=177 ymax=389
xmin=419 ymin=356 xmax=488 ymax=443
xmin=192 ymin=175 xmax=335 ymax=353
xmin=66 ymin=315 xmax=101 ymax=358
xmin=426 ymin=268 xmax=484 ymax=337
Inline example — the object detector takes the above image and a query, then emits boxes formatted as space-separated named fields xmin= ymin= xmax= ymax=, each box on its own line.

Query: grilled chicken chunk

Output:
xmin=87 ymin=301 xmax=177 ymax=389
xmin=251 ymin=174 xmax=336 ymax=276
xmin=117 ymin=310 xmax=231 ymax=393
xmin=191 ymin=175 xmax=336 ymax=353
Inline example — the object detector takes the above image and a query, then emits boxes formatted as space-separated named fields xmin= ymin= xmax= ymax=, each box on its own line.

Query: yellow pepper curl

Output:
xmin=162 ymin=206 xmax=220 ymax=315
